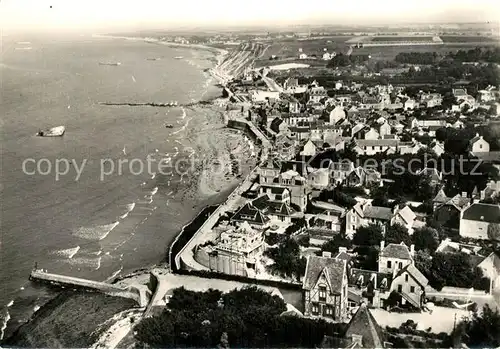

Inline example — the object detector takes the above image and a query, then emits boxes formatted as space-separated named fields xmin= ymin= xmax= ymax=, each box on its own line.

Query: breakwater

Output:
xmin=168 ymin=205 xmax=218 ymax=272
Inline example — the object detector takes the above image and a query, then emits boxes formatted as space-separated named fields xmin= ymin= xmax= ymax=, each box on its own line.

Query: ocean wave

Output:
xmin=53 ymin=246 xmax=80 ymax=259
xmin=106 ymin=266 xmax=123 ymax=282
xmin=73 ymin=222 xmax=119 ymax=241
xmin=95 ymin=257 xmax=102 ymax=270
xmin=64 ymin=257 xmax=101 ymax=269
xmin=171 ymin=117 xmax=191 ymax=135
xmin=0 ymin=309 xmax=10 ymax=341
xmin=150 ymin=187 xmax=158 ymax=196
xmin=121 ymin=203 xmax=136 ymax=218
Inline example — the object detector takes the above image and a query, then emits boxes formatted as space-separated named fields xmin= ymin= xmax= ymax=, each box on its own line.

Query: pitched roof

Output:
xmin=395 ymin=263 xmax=428 ymax=287
xmin=303 ymin=255 xmax=346 ymax=293
xmin=349 ymin=268 xmax=392 ymax=289
xmin=355 ymin=139 xmax=399 ymax=147
xmin=363 ymin=206 xmax=393 ymax=221
xmin=380 ymin=243 xmax=412 ymax=260
xmin=433 ymin=188 xmax=449 ymax=204
xmin=462 ymin=203 xmax=500 ymax=223
xmin=396 ymin=206 xmax=417 ymax=225
xmin=231 ymin=203 xmax=269 ymax=225
xmin=345 ymin=304 xmax=384 ymax=349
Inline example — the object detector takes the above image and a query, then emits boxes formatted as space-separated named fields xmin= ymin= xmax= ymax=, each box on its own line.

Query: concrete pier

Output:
xmin=30 ymin=269 xmax=149 ymax=307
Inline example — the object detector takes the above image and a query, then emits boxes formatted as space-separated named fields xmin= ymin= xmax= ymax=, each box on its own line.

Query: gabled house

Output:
xmin=320 ymin=303 xmax=391 ymax=348
xmin=329 ymin=160 xmax=356 ymax=185
xmin=345 ymin=202 xmax=417 ymax=238
xmin=477 ymin=252 xmax=500 ymax=293
xmin=329 ymin=105 xmax=346 ymax=125
xmin=429 ymin=141 xmax=445 ymax=157
xmin=347 ymin=167 xmax=381 ymax=188
xmin=303 ymin=253 xmax=348 ymax=321
xmin=252 ymin=194 xmax=295 ymax=224
xmin=434 ymin=192 xmax=471 ymax=230
xmin=417 ymin=167 xmax=443 ymax=188
xmin=299 ymin=139 xmax=318 ymax=157
xmin=468 ymin=133 xmax=490 ymax=155
xmin=231 ymin=202 xmax=269 ymax=228
xmin=460 ymin=203 xmax=500 ymax=240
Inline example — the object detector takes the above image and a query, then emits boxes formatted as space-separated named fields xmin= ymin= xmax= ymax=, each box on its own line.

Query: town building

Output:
xmin=460 ymin=203 xmax=500 ymax=239
xmin=303 ymin=253 xmax=348 ymax=321
xmin=345 ymin=202 xmax=417 ymax=238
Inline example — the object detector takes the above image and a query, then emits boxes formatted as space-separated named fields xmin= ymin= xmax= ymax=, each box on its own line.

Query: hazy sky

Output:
xmin=1 ymin=0 xmax=499 ymax=33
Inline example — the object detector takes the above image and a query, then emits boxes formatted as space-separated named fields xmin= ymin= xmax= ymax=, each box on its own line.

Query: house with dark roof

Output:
xmin=350 ymin=241 xmax=428 ymax=310
xmin=345 ymin=202 xmax=417 ymax=238
xmin=230 ymin=202 xmax=269 ymax=228
xmin=434 ymin=192 xmax=471 ymax=231
xmin=460 ymin=203 xmax=500 ymax=240
xmin=303 ymin=253 xmax=348 ymax=321
xmin=252 ymin=194 xmax=295 ymax=224
xmin=320 ymin=303 xmax=391 ymax=348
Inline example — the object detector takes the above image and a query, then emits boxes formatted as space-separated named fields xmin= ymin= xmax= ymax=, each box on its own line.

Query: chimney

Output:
xmin=322 ymin=251 xmax=332 ymax=258
xmin=339 ymin=247 xmax=347 ymax=253
xmin=410 ymin=244 xmax=415 ymax=256
xmin=380 ymin=240 xmax=385 ymax=251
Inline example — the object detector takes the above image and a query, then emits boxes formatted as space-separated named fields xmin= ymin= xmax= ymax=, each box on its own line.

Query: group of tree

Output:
xmin=394 ymin=52 xmax=439 ymax=65
xmin=327 ymin=53 xmax=369 ymax=68
xmin=317 ymin=186 xmax=357 ymax=209
xmin=263 ymin=236 xmax=306 ymax=281
xmin=134 ymin=286 xmax=346 ymax=348
xmin=450 ymin=304 xmax=500 ymax=348
xmin=447 ymin=47 xmax=500 ymax=64
xmin=418 ymin=251 xmax=490 ymax=291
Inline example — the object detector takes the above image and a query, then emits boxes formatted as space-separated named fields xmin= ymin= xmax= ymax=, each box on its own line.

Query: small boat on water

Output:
xmin=37 ymin=126 xmax=65 ymax=137
xmin=165 ymin=124 xmax=174 ymax=129
xmin=174 ymin=56 xmax=183 ymax=60
xmin=147 ymin=58 xmax=161 ymax=61
xmin=99 ymin=62 xmax=121 ymax=66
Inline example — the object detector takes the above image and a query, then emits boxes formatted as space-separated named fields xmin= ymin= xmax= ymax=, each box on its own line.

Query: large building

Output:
xmin=303 ymin=253 xmax=349 ymax=321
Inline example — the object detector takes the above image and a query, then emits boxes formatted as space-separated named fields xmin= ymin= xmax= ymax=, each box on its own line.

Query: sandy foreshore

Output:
xmin=2 ymin=33 xmax=260 ymax=349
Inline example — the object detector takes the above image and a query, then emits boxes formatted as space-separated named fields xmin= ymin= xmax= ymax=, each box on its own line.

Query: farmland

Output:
xmin=371 ymin=36 xmax=436 ymax=42
xmin=258 ymin=36 xmax=353 ymax=60
xmin=440 ymin=35 xmax=500 ymax=43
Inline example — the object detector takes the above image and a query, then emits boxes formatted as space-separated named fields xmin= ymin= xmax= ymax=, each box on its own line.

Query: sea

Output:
xmin=0 ymin=34 xmax=228 ymax=339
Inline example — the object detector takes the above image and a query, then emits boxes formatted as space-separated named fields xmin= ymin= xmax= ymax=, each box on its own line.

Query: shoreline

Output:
xmin=2 ymin=33 xmax=254 ymax=347
xmin=92 ymin=34 xmax=233 ymax=85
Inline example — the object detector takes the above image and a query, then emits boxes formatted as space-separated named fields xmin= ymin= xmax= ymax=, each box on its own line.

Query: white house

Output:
xmin=468 ymin=133 xmax=490 ymax=154
xmin=460 ymin=203 xmax=500 ymax=240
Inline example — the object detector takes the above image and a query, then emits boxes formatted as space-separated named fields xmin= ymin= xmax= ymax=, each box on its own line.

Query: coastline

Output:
xmin=92 ymin=34 xmax=232 ymax=85
xmin=2 ymin=32 xmax=254 ymax=347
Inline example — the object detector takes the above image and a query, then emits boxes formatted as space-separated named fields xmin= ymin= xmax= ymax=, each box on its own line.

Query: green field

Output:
xmin=440 ymin=35 xmax=499 ymax=43
xmin=371 ymin=36 xmax=435 ymax=42
xmin=353 ymin=43 xmax=499 ymax=61
xmin=260 ymin=36 xmax=353 ymax=60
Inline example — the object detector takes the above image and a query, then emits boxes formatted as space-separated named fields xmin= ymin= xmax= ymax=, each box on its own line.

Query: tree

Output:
xmin=385 ymin=223 xmax=411 ymax=245
xmin=413 ymin=249 xmax=432 ymax=276
xmin=353 ymin=224 xmax=384 ymax=247
xmin=412 ymin=227 xmax=440 ymax=252
xmin=320 ymin=234 xmax=353 ymax=255
xmin=487 ymin=223 xmax=500 ymax=241
xmin=451 ymin=305 xmax=500 ymax=348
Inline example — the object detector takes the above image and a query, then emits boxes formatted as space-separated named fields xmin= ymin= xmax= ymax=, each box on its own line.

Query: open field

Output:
xmin=371 ymin=36 xmax=436 ymax=42
xmin=440 ymin=35 xmax=500 ymax=43
xmin=353 ymin=43 xmax=500 ymax=61
xmin=259 ymin=36 xmax=353 ymax=60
